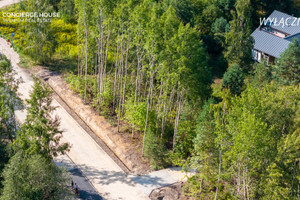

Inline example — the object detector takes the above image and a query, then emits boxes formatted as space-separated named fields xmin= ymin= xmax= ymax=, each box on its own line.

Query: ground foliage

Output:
xmin=0 ymin=0 xmax=299 ymax=198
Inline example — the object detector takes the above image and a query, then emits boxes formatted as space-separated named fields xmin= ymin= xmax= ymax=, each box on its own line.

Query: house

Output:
xmin=251 ymin=10 xmax=300 ymax=64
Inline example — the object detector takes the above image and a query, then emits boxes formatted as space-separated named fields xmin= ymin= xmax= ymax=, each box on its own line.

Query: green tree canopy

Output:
xmin=222 ymin=64 xmax=244 ymax=95
xmin=0 ymin=55 xmax=20 ymax=190
xmin=0 ymin=152 xmax=71 ymax=200
xmin=225 ymin=0 xmax=254 ymax=71
xmin=211 ymin=17 xmax=229 ymax=35
xmin=186 ymin=83 xmax=300 ymax=199
xmin=251 ymin=58 xmax=272 ymax=87
xmin=13 ymin=80 xmax=69 ymax=160
xmin=275 ymin=38 xmax=300 ymax=85
xmin=0 ymin=56 xmax=20 ymax=141
xmin=21 ymin=0 xmax=56 ymax=64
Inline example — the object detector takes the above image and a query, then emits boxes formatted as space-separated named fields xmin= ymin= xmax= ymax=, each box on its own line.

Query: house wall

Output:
xmin=252 ymin=49 xmax=262 ymax=62
xmin=268 ymin=56 xmax=275 ymax=64
xmin=252 ymin=49 xmax=276 ymax=64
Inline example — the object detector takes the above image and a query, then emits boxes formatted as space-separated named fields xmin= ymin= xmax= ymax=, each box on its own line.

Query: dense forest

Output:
xmin=0 ymin=0 xmax=300 ymax=199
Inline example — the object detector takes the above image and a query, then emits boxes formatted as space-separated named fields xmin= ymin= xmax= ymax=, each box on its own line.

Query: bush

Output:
xmin=251 ymin=59 xmax=272 ymax=86
xmin=222 ymin=64 xmax=244 ymax=95
xmin=91 ymin=78 xmax=113 ymax=116
xmin=65 ymin=73 xmax=85 ymax=97
xmin=144 ymin=129 xmax=169 ymax=169
xmin=1 ymin=152 xmax=72 ymax=200
xmin=124 ymin=99 xmax=155 ymax=132
xmin=0 ymin=56 xmax=11 ymax=71
xmin=274 ymin=38 xmax=300 ymax=85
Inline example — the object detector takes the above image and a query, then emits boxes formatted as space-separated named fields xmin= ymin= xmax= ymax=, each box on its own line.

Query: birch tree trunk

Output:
xmin=113 ymin=35 xmax=120 ymax=112
xmin=173 ymin=88 xmax=185 ymax=149
xmin=122 ymin=41 xmax=130 ymax=114
xmin=84 ymin=12 xmax=88 ymax=104
xmin=142 ymin=54 xmax=155 ymax=156
xmin=117 ymin=36 xmax=125 ymax=132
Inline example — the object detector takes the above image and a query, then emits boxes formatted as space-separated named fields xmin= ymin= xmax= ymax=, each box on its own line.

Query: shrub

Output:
xmin=223 ymin=64 xmax=244 ymax=95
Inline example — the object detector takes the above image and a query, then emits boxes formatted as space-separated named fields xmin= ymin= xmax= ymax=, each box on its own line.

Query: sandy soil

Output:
xmin=149 ymin=182 xmax=187 ymax=200
xmin=31 ymin=66 xmax=152 ymax=175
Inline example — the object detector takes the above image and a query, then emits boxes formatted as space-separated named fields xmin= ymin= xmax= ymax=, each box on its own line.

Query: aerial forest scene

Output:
xmin=0 ymin=0 xmax=299 ymax=199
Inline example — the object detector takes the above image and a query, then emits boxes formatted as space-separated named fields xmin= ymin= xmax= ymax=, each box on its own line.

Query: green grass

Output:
xmin=0 ymin=3 xmax=78 ymax=73
xmin=43 ymin=56 xmax=77 ymax=74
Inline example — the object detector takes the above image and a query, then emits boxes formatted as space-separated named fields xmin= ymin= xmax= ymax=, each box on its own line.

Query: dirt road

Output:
xmin=0 ymin=0 xmax=20 ymax=8
xmin=0 ymin=38 xmax=149 ymax=200
xmin=0 ymin=2 xmax=149 ymax=198
xmin=0 ymin=1 xmax=190 ymax=199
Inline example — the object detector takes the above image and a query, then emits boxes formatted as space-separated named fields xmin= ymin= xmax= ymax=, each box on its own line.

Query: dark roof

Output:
xmin=286 ymin=33 xmax=300 ymax=42
xmin=251 ymin=29 xmax=291 ymax=58
xmin=268 ymin=10 xmax=300 ymax=35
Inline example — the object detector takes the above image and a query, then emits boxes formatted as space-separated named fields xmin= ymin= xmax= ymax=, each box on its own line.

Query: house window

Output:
xmin=252 ymin=49 xmax=261 ymax=62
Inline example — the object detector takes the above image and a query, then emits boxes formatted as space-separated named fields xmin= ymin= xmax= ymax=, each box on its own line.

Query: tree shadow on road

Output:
xmin=76 ymin=164 xmax=135 ymax=186
xmin=69 ymin=168 xmax=102 ymax=200
xmin=75 ymin=163 xmax=173 ymax=190
xmin=78 ymin=189 xmax=103 ymax=200
xmin=130 ymin=174 xmax=171 ymax=188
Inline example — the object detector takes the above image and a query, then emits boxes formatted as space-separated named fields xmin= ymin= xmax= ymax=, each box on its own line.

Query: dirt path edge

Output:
xmin=33 ymin=68 xmax=151 ymax=175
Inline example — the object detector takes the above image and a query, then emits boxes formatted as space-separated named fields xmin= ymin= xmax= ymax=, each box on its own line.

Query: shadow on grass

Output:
xmin=43 ymin=57 xmax=77 ymax=75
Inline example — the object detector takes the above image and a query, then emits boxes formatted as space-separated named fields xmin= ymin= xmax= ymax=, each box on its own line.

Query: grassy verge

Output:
xmin=0 ymin=3 xmax=78 ymax=72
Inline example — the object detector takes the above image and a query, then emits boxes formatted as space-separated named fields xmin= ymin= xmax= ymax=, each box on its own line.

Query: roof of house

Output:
xmin=251 ymin=29 xmax=291 ymax=58
xmin=285 ymin=33 xmax=300 ymax=42
xmin=252 ymin=10 xmax=300 ymax=58
xmin=268 ymin=10 xmax=300 ymax=35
